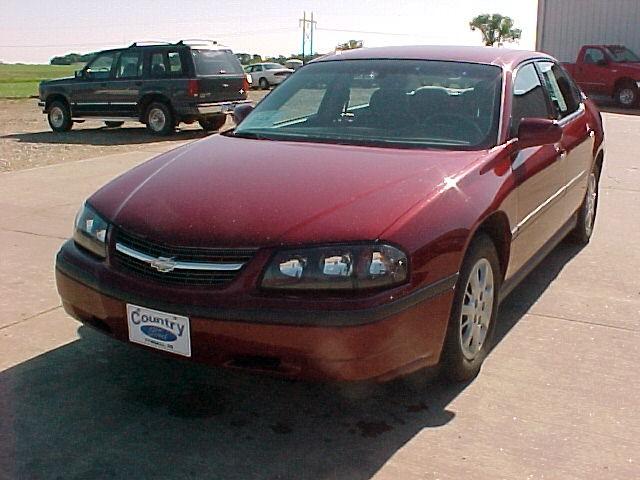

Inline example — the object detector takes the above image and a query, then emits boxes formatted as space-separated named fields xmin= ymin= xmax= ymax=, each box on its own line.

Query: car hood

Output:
xmin=41 ymin=77 xmax=75 ymax=85
xmin=89 ymin=135 xmax=484 ymax=248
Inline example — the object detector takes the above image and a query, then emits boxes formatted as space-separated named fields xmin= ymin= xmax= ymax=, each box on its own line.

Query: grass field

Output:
xmin=0 ymin=64 xmax=82 ymax=98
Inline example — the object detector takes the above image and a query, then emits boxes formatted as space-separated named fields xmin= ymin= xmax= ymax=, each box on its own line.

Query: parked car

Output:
xmin=55 ymin=46 xmax=604 ymax=383
xmin=285 ymin=59 xmax=304 ymax=70
xmin=38 ymin=40 xmax=252 ymax=134
xmin=564 ymin=44 xmax=640 ymax=107
xmin=244 ymin=63 xmax=293 ymax=89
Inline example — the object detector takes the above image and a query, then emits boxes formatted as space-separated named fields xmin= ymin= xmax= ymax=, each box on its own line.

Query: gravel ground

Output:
xmin=0 ymin=91 xmax=267 ymax=172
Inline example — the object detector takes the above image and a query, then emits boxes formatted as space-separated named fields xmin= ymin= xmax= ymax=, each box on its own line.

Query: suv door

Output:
xmin=109 ymin=48 xmax=144 ymax=117
xmin=74 ymin=51 xmax=119 ymax=116
xmin=576 ymin=47 xmax=609 ymax=94
xmin=536 ymin=61 xmax=594 ymax=219
xmin=508 ymin=62 xmax=567 ymax=275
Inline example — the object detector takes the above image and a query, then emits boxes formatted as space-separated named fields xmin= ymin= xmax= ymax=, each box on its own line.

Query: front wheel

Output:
xmin=568 ymin=165 xmax=600 ymax=244
xmin=199 ymin=115 xmax=227 ymax=132
xmin=440 ymin=234 xmax=501 ymax=382
xmin=47 ymin=101 xmax=73 ymax=132
xmin=145 ymin=102 xmax=174 ymax=135
xmin=615 ymin=84 xmax=638 ymax=108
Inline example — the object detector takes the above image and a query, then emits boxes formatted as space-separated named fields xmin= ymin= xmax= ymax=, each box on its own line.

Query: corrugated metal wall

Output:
xmin=537 ymin=0 xmax=640 ymax=62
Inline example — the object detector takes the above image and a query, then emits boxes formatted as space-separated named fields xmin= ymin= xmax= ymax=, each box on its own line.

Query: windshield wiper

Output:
xmin=232 ymin=130 xmax=275 ymax=140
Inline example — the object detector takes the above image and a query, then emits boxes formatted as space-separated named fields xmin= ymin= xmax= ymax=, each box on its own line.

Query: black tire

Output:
xmin=259 ymin=77 xmax=269 ymax=90
xmin=145 ymin=101 xmax=174 ymax=135
xmin=568 ymin=164 xmax=600 ymax=245
xmin=104 ymin=121 xmax=124 ymax=128
xmin=47 ymin=100 xmax=73 ymax=132
xmin=614 ymin=82 xmax=638 ymax=108
xmin=199 ymin=115 xmax=227 ymax=132
xmin=440 ymin=234 xmax=501 ymax=383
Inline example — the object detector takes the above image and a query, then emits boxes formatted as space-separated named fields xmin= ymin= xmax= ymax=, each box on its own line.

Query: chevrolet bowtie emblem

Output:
xmin=150 ymin=256 xmax=177 ymax=273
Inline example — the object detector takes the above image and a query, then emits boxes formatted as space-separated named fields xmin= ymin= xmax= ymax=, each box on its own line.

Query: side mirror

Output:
xmin=517 ymin=118 xmax=562 ymax=149
xmin=233 ymin=104 xmax=254 ymax=125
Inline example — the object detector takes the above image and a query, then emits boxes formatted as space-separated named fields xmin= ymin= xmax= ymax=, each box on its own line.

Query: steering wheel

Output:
xmin=421 ymin=114 xmax=484 ymax=140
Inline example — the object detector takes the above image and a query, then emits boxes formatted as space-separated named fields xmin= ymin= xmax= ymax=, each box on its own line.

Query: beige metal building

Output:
xmin=536 ymin=0 xmax=640 ymax=62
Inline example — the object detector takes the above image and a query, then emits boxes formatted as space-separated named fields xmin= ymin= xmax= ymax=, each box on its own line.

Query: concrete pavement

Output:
xmin=1 ymin=116 xmax=639 ymax=480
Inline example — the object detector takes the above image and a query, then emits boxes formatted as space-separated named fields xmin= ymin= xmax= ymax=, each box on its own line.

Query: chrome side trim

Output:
xmin=511 ymin=170 xmax=586 ymax=236
xmin=115 ymin=243 xmax=245 ymax=271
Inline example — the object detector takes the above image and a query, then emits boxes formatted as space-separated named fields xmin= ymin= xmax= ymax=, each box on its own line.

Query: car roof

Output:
xmin=315 ymin=45 xmax=554 ymax=70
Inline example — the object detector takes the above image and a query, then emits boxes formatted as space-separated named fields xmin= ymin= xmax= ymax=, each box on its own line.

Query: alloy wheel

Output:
xmin=584 ymin=172 xmax=597 ymax=237
xmin=49 ymin=106 xmax=65 ymax=128
xmin=148 ymin=107 xmax=167 ymax=132
xmin=459 ymin=258 xmax=495 ymax=361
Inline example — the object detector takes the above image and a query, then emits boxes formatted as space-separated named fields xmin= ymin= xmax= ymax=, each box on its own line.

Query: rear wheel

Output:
xmin=199 ymin=115 xmax=227 ymax=132
xmin=568 ymin=165 xmax=600 ymax=244
xmin=440 ymin=234 xmax=501 ymax=382
xmin=145 ymin=102 xmax=174 ymax=135
xmin=614 ymin=83 xmax=638 ymax=108
xmin=104 ymin=121 xmax=124 ymax=128
xmin=259 ymin=77 xmax=269 ymax=90
xmin=47 ymin=100 xmax=73 ymax=132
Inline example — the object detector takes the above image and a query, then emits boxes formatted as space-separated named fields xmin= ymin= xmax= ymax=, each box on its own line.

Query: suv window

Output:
xmin=511 ymin=63 xmax=552 ymax=136
xmin=87 ymin=52 xmax=117 ymax=80
xmin=583 ymin=48 xmax=605 ymax=65
xmin=116 ymin=51 xmax=142 ymax=78
xmin=537 ymin=61 xmax=581 ymax=119
xmin=168 ymin=51 xmax=183 ymax=75
xmin=191 ymin=49 xmax=244 ymax=75
xmin=150 ymin=52 xmax=167 ymax=77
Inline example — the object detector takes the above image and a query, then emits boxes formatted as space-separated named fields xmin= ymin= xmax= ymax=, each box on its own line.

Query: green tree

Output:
xmin=470 ymin=14 xmax=521 ymax=46
xmin=336 ymin=40 xmax=363 ymax=51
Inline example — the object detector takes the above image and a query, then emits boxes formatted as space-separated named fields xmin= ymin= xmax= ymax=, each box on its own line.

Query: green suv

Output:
xmin=38 ymin=40 xmax=251 ymax=135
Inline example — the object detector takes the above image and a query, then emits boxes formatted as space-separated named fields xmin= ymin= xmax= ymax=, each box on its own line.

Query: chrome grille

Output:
xmin=112 ymin=228 xmax=256 ymax=287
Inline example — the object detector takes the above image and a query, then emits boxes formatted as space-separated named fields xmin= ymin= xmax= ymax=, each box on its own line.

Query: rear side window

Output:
xmin=537 ymin=61 xmax=581 ymax=119
xmin=168 ymin=51 xmax=183 ymax=75
xmin=191 ymin=49 xmax=244 ymax=75
xmin=150 ymin=52 xmax=166 ymax=77
xmin=511 ymin=63 xmax=552 ymax=136
xmin=116 ymin=51 xmax=142 ymax=78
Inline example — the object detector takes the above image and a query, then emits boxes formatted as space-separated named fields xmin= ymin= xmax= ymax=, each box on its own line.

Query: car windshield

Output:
xmin=192 ymin=49 xmax=244 ymax=75
xmin=264 ymin=63 xmax=284 ymax=70
xmin=606 ymin=46 xmax=640 ymax=63
xmin=234 ymin=59 xmax=503 ymax=150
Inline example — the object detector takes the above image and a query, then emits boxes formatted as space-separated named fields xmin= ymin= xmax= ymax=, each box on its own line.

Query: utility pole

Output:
xmin=299 ymin=11 xmax=317 ymax=64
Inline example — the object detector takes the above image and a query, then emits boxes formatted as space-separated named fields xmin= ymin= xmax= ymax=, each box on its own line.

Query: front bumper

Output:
xmin=55 ymin=240 xmax=456 ymax=382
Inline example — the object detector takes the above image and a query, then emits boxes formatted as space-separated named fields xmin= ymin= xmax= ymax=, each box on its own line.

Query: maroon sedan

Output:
xmin=56 ymin=46 xmax=604 ymax=382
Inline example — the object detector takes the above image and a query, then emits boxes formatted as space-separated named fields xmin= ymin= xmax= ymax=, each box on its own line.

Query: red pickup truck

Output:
xmin=564 ymin=45 xmax=640 ymax=107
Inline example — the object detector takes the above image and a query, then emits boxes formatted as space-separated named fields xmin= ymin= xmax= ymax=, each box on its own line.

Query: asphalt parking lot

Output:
xmin=1 ymin=112 xmax=639 ymax=480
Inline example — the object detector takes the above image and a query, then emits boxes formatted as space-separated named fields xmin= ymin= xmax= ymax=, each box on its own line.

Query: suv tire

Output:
xmin=259 ymin=77 xmax=269 ymax=90
xmin=145 ymin=102 xmax=174 ymax=135
xmin=199 ymin=115 xmax=227 ymax=132
xmin=440 ymin=234 xmax=501 ymax=383
xmin=47 ymin=100 xmax=73 ymax=132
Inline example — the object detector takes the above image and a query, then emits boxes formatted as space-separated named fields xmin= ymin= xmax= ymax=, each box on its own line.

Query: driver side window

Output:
xmin=87 ymin=52 xmax=116 ymax=80
xmin=511 ymin=63 xmax=553 ymax=137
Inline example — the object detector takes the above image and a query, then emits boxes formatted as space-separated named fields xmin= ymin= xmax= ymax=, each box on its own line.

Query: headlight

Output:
xmin=261 ymin=244 xmax=408 ymax=290
xmin=73 ymin=203 xmax=109 ymax=258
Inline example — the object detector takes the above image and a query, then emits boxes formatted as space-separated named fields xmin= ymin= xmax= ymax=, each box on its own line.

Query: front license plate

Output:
xmin=126 ymin=304 xmax=191 ymax=357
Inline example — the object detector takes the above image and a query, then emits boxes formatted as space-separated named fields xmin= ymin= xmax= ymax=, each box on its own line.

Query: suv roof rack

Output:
xmin=178 ymin=39 xmax=221 ymax=47
xmin=129 ymin=41 xmax=173 ymax=48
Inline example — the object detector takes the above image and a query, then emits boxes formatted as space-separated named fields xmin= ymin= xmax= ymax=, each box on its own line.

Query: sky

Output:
xmin=0 ymin=0 xmax=538 ymax=64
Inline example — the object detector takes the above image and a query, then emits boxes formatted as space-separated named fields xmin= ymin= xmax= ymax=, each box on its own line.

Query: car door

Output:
xmin=74 ymin=51 xmax=118 ymax=116
xmin=507 ymin=62 xmax=568 ymax=275
xmin=109 ymin=48 xmax=143 ymax=117
xmin=536 ymin=60 xmax=594 ymax=219
xmin=575 ymin=47 xmax=609 ymax=94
